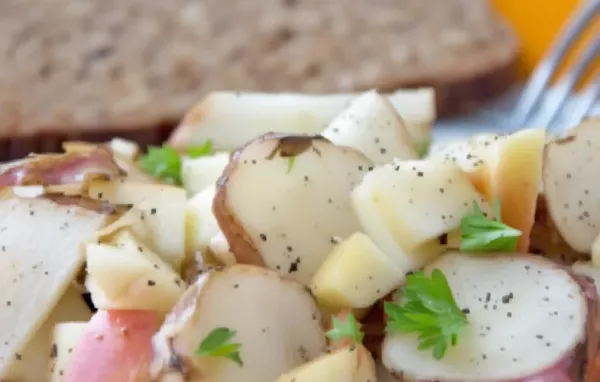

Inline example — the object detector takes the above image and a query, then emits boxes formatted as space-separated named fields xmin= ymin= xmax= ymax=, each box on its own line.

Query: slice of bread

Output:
xmin=0 ymin=0 xmax=518 ymax=160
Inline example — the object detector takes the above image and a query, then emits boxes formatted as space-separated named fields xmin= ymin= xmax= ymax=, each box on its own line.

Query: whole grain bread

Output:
xmin=0 ymin=0 xmax=518 ymax=160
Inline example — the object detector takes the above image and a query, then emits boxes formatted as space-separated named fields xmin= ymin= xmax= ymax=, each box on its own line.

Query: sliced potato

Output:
xmin=85 ymin=237 xmax=185 ymax=312
xmin=311 ymin=232 xmax=404 ymax=312
xmin=169 ymin=90 xmax=435 ymax=152
xmin=352 ymin=159 xmax=491 ymax=265
xmin=572 ymin=262 xmax=600 ymax=296
xmin=185 ymin=185 xmax=221 ymax=256
xmin=543 ymin=117 xmax=600 ymax=253
xmin=182 ymin=152 xmax=230 ymax=197
xmin=276 ymin=344 xmax=376 ymax=382
xmin=0 ymin=196 xmax=111 ymax=377
xmin=151 ymin=265 xmax=326 ymax=382
xmin=49 ymin=322 xmax=88 ymax=382
xmin=214 ymin=134 xmax=372 ymax=284
xmin=4 ymin=287 xmax=91 ymax=382
xmin=88 ymin=181 xmax=187 ymax=271
xmin=592 ymin=234 xmax=600 ymax=268
xmin=208 ymin=231 xmax=236 ymax=266
xmin=383 ymin=253 xmax=587 ymax=381
xmin=322 ymin=91 xmax=417 ymax=164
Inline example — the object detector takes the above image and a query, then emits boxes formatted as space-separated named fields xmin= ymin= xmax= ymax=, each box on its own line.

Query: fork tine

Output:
xmin=509 ymin=0 xmax=600 ymax=128
xmin=570 ymin=74 xmax=600 ymax=124
xmin=545 ymin=36 xmax=600 ymax=131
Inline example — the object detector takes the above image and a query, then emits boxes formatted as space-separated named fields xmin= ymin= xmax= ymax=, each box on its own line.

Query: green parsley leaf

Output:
xmin=326 ymin=313 xmax=364 ymax=344
xmin=460 ymin=200 xmax=522 ymax=252
xmin=188 ymin=140 xmax=214 ymax=158
xmin=195 ymin=327 xmax=243 ymax=367
xmin=385 ymin=269 xmax=467 ymax=360
xmin=415 ymin=141 xmax=431 ymax=159
xmin=138 ymin=141 xmax=214 ymax=184
xmin=139 ymin=145 xmax=182 ymax=185
xmin=286 ymin=156 xmax=296 ymax=174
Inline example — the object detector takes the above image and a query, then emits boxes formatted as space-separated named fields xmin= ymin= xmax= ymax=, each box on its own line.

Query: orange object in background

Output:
xmin=492 ymin=0 xmax=599 ymax=83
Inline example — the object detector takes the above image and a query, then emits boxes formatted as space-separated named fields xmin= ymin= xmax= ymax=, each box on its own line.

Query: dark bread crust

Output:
xmin=0 ymin=0 xmax=518 ymax=159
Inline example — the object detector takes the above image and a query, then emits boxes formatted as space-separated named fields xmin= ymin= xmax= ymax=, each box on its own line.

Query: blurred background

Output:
xmin=0 ymin=0 xmax=597 ymax=158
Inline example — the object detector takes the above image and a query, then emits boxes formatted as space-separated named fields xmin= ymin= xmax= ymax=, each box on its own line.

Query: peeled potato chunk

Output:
xmin=311 ymin=232 xmax=405 ymax=312
xmin=276 ymin=344 xmax=376 ymax=382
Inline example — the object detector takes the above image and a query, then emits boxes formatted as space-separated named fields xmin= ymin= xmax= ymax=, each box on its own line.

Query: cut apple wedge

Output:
xmin=85 ymin=236 xmax=186 ymax=312
xmin=214 ymin=134 xmax=372 ymax=284
xmin=88 ymin=180 xmax=187 ymax=271
xmin=543 ymin=118 xmax=600 ymax=253
xmin=382 ymin=253 xmax=587 ymax=381
xmin=276 ymin=344 xmax=376 ymax=382
xmin=311 ymin=232 xmax=405 ymax=312
xmin=107 ymin=138 xmax=140 ymax=161
xmin=182 ymin=152 xmax=230 ymax=197
xmin=49 ymin=322 xmax=88 ymax=382
xmin=64 ymin=310 xmax=161 ymax=382
xmin=185 ymin=185 xmax=221 ymax=256
xmin=91 ymin=207 xmax=151 ymax=245
xmin=353 ymin=159 xmax=492 ymax=257
xmin=151 ymin=265 xmax=326 ymax=382
xmin=168 ymin=90 xmax=435 ymax=153
xmin=322 ymin=91 xmax=417 ymax=164
xmin=430 ymin=133 xmax=503 ymax=196
xmin=436 ymin=128 xmax=545 ymax=252
xmin=0 ymin=196 xmax=112 ymax=377
xmin=3 ymin=287 xmax=91 ymax=382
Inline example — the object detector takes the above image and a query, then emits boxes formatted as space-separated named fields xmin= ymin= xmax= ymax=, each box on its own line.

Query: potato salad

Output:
xmin=0 ymin=89 xmax=599 ymax=382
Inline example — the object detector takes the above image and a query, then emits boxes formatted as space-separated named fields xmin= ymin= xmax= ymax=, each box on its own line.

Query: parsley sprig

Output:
xmin=139 ymin=140 xmax=213 ymax=184
xmin=326 ymin=312 xmax=364 ymax=344
xmin=286 ymin=156 xmax=296 ymax=174
xmin=385 ymin=270 xmax=467 ymax=360
xmin=460 ymin=200 xmax=522 ymax=252
xmin=195 ymin=327 xmax=243 ymax=366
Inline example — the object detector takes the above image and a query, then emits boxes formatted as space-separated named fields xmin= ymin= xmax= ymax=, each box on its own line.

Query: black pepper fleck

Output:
xmin=147 ymin=280 xmax=156 ymax=286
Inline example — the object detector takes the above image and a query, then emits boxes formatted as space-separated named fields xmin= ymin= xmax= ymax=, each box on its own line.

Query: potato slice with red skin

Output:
xmin=151 ymin=265 xmax=326 ymax=382
xmin=214 ymin=133 xmax=372 ymax=285
xmin=64 ymin=310 xmax=161 ymax=382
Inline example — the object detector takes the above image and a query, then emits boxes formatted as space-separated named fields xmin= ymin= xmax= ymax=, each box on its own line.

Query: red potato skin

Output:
xmin=64 ymin=310 xmax=162 ymax=382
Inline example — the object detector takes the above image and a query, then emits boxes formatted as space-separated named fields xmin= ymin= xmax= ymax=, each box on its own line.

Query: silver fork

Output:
xmin=509 ymin=0 xmax=600 ymax=133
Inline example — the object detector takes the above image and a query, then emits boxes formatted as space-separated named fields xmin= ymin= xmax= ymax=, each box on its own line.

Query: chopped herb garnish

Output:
xmin=460 ymin=200 xmax=522 ymax=252
xmin=188 ymin=140 xmax=214 ymax=158
xmin=416 ymin=141 xmax=431 ymax=159
xmin=139 ymin=141 xmax=214 ymax=184
xmin=195 ymin=327 xmax=243 ymax=366
xmin=326 ymin=313 xmax=364 ymax=344
xmin=385 ymin=269 xmax=467 ymax=360
xmin=286 ymin=156 xmax=296 ymax=173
